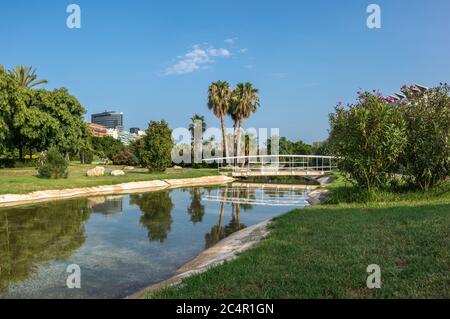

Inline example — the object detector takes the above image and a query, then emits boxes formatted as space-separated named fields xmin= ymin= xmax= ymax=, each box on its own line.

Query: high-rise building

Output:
xmin=129 ymin=127 xmax=140 ymax=134
xmin=91 ymin=111 xmax=123 ymax=130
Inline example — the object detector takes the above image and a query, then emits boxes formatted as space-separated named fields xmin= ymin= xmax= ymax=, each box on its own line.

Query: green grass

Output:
xmin=0 ymin=163 xmax=218 ymax=195
xmin=148 ymin=181 xmax=450 ymax=299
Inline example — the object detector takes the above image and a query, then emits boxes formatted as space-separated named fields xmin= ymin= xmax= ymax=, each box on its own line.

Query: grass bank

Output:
xmin=0 ymin=164 xmax=218 ymax=195
xmin=148 ymin=179 xmax=450 ymax=299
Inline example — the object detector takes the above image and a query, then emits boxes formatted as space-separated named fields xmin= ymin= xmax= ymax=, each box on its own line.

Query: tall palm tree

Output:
xmin=9 ymin=65 xmax=48 ymax=88
xmin=208 ymin=81 xmax=232 ymax=161
xmin=188 ymin=114 xmax=207 ymax=138
xmin=231 ymin=83 xmax=260 ymax=159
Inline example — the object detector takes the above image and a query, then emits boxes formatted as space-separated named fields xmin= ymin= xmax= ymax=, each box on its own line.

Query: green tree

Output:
xmin=36 ymin=146 xmax=69 ymax=179
xmin=90 ymin=136 xmax=125 ymax=160
xmin=140 ymin=120 xmax=174 ymax=172
xmin=230 ymin=83 xmax=260 ymax=157
xmin=208 ymin=81 xmax=232 ymax=160
xmin=400 ymin=84 xmax=450 ymax=190
xmin=9 ymin=65 xmax=48 ymax=88
xmin=43 ymin=88 xmax=89 ymax=159
xmin=329 ymin=91 xmax=407 ymax=191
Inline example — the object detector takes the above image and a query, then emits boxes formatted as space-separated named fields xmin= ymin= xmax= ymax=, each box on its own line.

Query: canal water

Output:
xmin=0 ymin=184 xmax=310 ymax=299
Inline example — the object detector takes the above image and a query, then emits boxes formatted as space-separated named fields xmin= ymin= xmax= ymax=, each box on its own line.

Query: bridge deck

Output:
xmin=231 ymin=170 xmax=326 ymax=178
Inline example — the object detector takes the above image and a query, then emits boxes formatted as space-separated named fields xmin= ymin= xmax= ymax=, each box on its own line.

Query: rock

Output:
xmin=123 ymin=166 xmax=135 ymax=170
xmin=87 ymin=166 xmax=105 ymax=177
xmin=173 ymin=165 xmax=183 ymax=170
xmin=111 ymin=170 xmax=125 ymax=176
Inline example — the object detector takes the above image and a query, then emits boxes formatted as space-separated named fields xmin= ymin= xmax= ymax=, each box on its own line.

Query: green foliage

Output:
xmin=112 ymin=148 xmax=139 ymax=166
xmin=329 ymin=92 xmax=407 ymax=191
xmin=400 ymin=84 xmax=450 ymax=190
xmin=0 ymin=65 xmax=88 ymax=161
xmin=90 ymin=136 xmax=125 ymax=160
xmin=37 ymin=147 xmax=69 ymax=179
xmin=141 ymin=120 xmax=174 ymax=172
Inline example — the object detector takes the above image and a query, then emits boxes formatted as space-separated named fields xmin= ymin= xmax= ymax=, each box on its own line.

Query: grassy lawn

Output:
xmin=0 ymin=163 xmax=218 ymax=195
xmin=148 ymin=181 xmax=450 ymax=299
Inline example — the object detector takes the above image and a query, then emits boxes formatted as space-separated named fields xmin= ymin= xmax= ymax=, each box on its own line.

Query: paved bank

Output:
xmin=0 ymin=175 xmax=235 ymax=208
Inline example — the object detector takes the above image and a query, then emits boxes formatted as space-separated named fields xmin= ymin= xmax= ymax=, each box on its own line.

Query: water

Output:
xmin=0 ymin=184 xmax=310 ymax=299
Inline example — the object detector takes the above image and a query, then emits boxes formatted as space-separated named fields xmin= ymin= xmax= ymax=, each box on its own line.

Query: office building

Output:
xmin=91 ymin=111 xmax=124 ymax=130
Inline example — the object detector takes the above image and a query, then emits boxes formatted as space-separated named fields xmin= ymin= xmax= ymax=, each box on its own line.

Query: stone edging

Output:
xmin=0 ymin=175 xmax=235 ymax=208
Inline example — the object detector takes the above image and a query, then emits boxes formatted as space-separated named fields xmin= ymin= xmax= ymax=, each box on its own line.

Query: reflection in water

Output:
xmin=205 ymin=188 xmax=247 ymax=248
xmin=187 ymin=188 xmax=205 ymax=224
xmin=88 ymin=196 xmax=125 ymax=215
xmin=0 ymin=200 xmax=90 ymax=293
xmin=129 ymin=191 xmax=174 ymax=243
xmin=0 ymin=184 xmax=309 ymax=298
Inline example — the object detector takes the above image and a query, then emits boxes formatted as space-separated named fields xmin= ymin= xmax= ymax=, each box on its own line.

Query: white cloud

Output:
xmin=208 ymin=48 xmax=231 ymax=57
xmin=224 ymin=37 xmax=238 ymax=44
xmin=239 ymin=48 xmax=249 ymax=53
xmin=165 ymin=45 xmax=231 ymax=75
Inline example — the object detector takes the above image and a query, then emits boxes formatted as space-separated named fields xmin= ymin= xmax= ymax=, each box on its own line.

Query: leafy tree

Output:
xmin=140 ymin=120 xmax=174 ymax=172
xmin=400 ymin=84 xmax=450 ymax=190
xmin=90 ymin=136 xmax=125 ymax=160
xmin=43 ymin=88 xmax=89 ymax=159
xmin=208 ymin=81 xmax=232 ymax=160
xmin=9 ymin=65 xmax=48 ymax=88
xmin=37 ymin=146 xmax=69 ymax=179
xmin=329 ymin=91 xmax=407 ymax=191
xmin=112 ymin=148 xmax=139 ymax=166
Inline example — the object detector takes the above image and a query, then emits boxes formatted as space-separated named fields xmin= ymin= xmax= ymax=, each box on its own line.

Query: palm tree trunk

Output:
xmin=237 ymin=118 xmax=243 ymax=165
xmin=220 ymin=113 xmax=229 ymax=165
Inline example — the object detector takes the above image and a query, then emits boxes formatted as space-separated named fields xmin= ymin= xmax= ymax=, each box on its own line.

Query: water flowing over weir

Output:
xmin=0 ymin=183 xmax=311 ymax=299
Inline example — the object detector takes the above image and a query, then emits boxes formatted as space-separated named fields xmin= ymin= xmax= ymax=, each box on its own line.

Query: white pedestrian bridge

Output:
xmin=204 ymin=155 xmax=337 ymax=178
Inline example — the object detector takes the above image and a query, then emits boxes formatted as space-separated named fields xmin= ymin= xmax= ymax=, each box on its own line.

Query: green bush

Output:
xmin=37 ymin=147 xmax=69 ymax=179
xmin=329 ymin=91 xmax=407 ymax=191
xmin=400 ymin=84 xmax=450 ymax=190
xmin=112 ymin=148 xmax=139 ymax=166
xmin=140 ymin=120 xmax=174 ymax=172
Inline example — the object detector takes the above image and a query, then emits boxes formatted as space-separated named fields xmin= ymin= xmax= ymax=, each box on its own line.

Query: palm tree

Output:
xmin=188 ymin=114 xmax=207 ymax=138
xmin=208 ymin=81 xmax=232 ymax=162
xmin=230 ymin=83 xmax=260 ymax=159
xmin=9 ymin=65 xmax=48 ymax=88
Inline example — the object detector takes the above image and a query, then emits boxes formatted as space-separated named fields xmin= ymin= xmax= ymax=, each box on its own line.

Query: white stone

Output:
xmin=111 ymin=170 xmax=125 ymax=176
xmin=86 ymin=166 xmax=105 ymax=177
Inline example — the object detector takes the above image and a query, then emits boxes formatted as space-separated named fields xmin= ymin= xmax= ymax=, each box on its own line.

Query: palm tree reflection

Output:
xmin=205 ymin=187 xmax=247 ymax=249
xmin=187 ymin=188 xmax=205 ymax=224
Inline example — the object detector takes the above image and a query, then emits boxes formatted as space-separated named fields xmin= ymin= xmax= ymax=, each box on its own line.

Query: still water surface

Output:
xmin=0 ymin=185 xmax=310 ymax=298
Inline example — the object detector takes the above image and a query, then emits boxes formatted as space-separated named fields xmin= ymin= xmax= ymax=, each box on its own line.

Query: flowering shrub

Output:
xmin=329 ymin=91 xmax=407 ymax=191
xmin=400 ymin=83 xmax=450 ymax=190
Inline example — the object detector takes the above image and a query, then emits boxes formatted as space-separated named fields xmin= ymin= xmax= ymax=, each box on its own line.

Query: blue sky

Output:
xmin=1 ymin=0 xmax=449 ymax=143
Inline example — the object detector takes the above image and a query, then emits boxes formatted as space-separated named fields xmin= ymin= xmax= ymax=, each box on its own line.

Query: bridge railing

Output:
xmin=204 ymin=155 xmax=337 ymax=176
